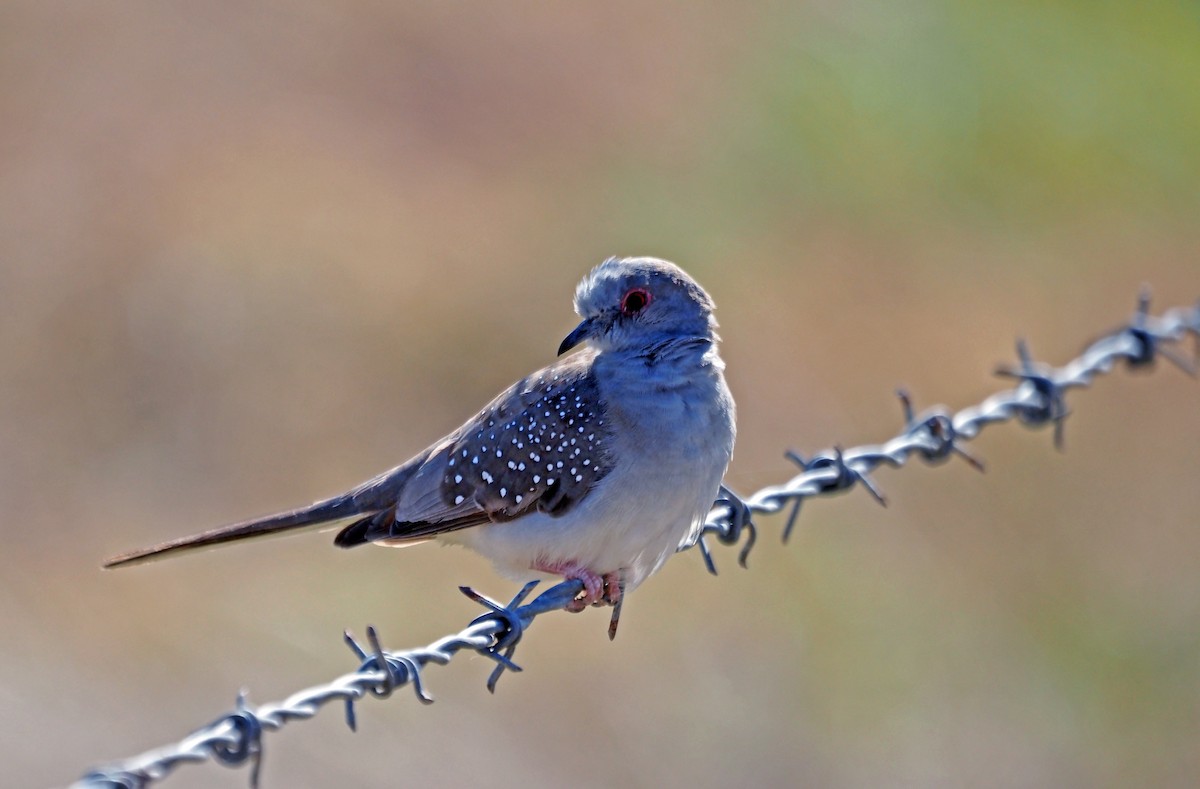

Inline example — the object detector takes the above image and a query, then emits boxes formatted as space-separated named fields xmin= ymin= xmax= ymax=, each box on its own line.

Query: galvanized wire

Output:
xmin=76 ymin=293 xmax=1199 ymax=789
xmin=694 ymin=293 xmax=1198 ymax=566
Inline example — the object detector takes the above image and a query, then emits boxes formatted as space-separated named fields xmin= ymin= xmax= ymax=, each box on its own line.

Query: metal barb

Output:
xmin=995 ymin=338 xmax=1070 ymax=449
xmin=341 ymin=630 xmax=364 ymax=731
xmin=1123 ymin=290 xmax=1198 ymax=376
xmin=461 ymin=582 xmax=536 ymax=692
xmin=897 ymin=390 xmax=985 ymax=472
xmin=812 ymin=447 xmax=888 ymax=506
xmin=363 ymin=627 xmax=398 ymax=699
xmin=897 ymin=388 xmax=916 ymax=424
xmin=780 ymin=450 xmax=811 ymax=544
xmin=695 ymin=534 xmax=719 ymax=575
xmin=784 ymin=449 xmax=808 ymax=469
xmin=76 ymin=292 xmax=1200 ymax=789
xmin=715 ymin=484 xmax=757 ymax=568
xmin=341 ymin=625 xmax=436 ymax=730
xmin=210 ymin=692 xmax=263 ymax=789
xmin=1124 ymin=288 xmax=1162 ymax=369
xmin=781 ymin=498 xmax=803 ymax=544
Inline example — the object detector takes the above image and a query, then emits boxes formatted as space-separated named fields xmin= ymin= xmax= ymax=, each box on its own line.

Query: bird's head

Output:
xmin=558 ymin=256 xmax=719 ymax=356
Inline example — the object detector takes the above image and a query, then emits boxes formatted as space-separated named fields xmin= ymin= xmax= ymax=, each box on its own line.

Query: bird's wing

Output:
xmin=334 ymin=353 xmax=615 ymax=547
xmin=104 ymin=354 xmax=616 ymax=567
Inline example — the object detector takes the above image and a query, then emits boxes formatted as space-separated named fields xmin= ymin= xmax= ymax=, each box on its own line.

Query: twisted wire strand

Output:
xmin=77 ymin=294 xmax=1199 ymax=789
xmin=694 ymin=296 xmax=1198 ymax=561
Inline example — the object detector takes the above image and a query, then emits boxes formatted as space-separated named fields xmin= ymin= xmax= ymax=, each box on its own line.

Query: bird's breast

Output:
xmin=455 ymin=347 xmax=735 ymax=591
xmin=600 ymin=353 xmax=735 ymax=466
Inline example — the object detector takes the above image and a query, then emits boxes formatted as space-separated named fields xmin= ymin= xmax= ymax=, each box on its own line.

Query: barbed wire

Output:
xmin=76 ymin=292 xmax=1199 ymax=789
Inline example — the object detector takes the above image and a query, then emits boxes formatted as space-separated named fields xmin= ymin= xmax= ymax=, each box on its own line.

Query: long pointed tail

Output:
xmin=103 ymin=456 xmax=429 ymax=569
xmin=102 ymin=494 xmax=368 ymax=568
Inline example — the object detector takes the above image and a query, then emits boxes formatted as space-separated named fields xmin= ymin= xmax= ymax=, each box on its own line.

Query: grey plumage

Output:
xmin=105 ymin=256 xmax=735 ymax=615
xmin=332 ymin=354 xmax=614 ymax=546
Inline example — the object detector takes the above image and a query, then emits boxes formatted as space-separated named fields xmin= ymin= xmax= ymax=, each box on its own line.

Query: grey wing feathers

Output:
xmin=106 ymin=355 xmax=618 ymax=566
xmin=335 ymin=354 xmax=614 ymax=547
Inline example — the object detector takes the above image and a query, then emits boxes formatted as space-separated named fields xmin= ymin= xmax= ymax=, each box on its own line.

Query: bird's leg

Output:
xmin=532 ymin=558 xmax=606 ymax=613
xmin=603 ymin=570 xmax=626 ymax=641
xmin=598 ymin=571 xmax=623 ymax=607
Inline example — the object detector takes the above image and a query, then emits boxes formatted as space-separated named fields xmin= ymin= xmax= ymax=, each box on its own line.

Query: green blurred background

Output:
xmin=3 ymin=3 xmax=1198 ymax=787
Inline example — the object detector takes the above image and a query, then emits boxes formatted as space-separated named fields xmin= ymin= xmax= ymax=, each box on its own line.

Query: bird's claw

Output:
xmin=532 ymin=559 xmax=619 ymax=612
xmin=531 ymin=561 xmax=625 ymax=638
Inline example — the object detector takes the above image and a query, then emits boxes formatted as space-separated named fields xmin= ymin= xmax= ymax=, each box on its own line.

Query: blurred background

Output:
xmin=3 ymin=2 xmax=1198 ymax=787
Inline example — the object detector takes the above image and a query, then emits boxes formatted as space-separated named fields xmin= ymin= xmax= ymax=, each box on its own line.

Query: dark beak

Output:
xmin=558 ymin=317 xmax=595 ymax=356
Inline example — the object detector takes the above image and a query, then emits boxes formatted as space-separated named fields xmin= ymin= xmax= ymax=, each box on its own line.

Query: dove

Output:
xmin=105 ymin=257 xmax=736 ymax=630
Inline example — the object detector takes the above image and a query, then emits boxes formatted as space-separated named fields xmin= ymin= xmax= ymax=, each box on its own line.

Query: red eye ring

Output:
xmin=620 ymin=287 xmax=652 ymax=316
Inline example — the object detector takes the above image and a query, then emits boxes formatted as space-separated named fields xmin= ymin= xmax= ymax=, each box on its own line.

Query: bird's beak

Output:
xmin=558 ymin=317 xmax=595 ymax=356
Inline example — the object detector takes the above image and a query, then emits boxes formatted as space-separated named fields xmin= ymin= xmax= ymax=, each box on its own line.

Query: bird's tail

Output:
xmin=103 ymin=457 xmax=428 ymax=569
xmin=102 ymin=495 xmax=367 ymax=568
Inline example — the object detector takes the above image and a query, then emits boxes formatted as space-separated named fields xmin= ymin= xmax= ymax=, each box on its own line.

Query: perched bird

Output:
xmin=105 ymin=257 xmax=736 ymax=629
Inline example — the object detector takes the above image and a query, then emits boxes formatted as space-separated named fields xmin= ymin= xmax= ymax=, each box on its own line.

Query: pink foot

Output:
xmin=532 ymin=559 xmax=621 ymax=613
xmin=598 ymin=571 xmax=623 ymax=608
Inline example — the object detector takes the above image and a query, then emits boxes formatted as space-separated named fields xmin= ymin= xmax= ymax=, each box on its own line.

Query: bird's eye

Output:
xmin=620 ymin=287 xmax=652 ymax=316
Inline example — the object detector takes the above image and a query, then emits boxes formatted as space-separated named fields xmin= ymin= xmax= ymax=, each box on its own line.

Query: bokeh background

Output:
xmin=3 ymin=3 xmax=1198 ymax=787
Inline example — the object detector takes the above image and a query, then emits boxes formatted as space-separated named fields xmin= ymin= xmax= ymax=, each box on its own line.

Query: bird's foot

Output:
xmin=600 ymin=571 xmax=626 ymax=641
xmin=595 ymin=571 xmax=623 ymax=608
xmin=532 ymin=560 xmax=621 ymax=613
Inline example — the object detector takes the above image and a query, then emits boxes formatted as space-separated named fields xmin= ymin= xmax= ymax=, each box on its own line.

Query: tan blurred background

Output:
xmin=3 ymin=2 xmax=1198 ymax=787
